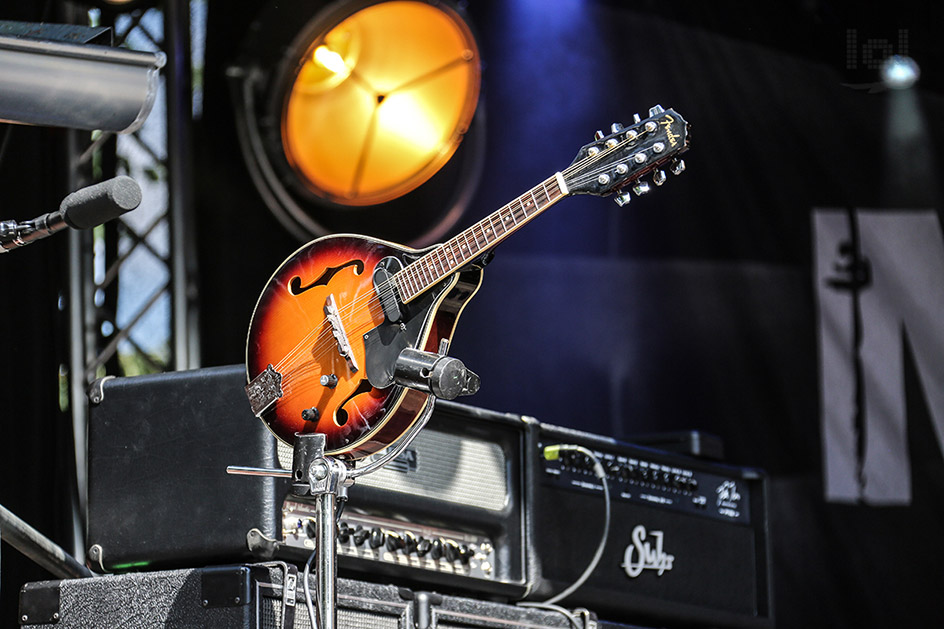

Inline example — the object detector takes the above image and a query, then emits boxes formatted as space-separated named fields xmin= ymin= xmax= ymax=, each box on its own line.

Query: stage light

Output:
xmin=0 ymin=22 xmax=164 ymax=134
xmin=881 ymin=55 xmax=920 ymax=90
xmin=231 ymin=0 xmax=484 ymax=245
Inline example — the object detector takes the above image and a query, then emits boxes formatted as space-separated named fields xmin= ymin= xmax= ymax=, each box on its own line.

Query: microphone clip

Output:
xmin=392 ymin=343 xmax=480 ymax=400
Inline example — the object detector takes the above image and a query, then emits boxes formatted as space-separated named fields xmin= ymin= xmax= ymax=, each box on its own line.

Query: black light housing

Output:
xmin=230 ymin=0 xmax=484 ymax=246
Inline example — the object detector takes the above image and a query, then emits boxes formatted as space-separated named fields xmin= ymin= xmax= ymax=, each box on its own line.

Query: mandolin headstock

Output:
xmin=562 ymin=105 xmax=690 ymax=205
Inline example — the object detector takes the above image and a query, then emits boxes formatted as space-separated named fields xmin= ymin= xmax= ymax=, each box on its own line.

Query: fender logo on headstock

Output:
xmin=659 ymin=114 xmax=681 ymax=147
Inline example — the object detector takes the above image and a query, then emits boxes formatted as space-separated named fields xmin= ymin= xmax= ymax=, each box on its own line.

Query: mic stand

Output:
xmin=227 ymin=396 xmax=438 ymax=629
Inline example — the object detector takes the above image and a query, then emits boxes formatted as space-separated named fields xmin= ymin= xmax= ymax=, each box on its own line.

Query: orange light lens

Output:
xmin=282 ymin=1 xmax=480 ymax=206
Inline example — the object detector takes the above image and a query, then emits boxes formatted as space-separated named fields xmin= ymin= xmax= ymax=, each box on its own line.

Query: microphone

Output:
xmin=0 ymin=176 xmax=141 ymax=253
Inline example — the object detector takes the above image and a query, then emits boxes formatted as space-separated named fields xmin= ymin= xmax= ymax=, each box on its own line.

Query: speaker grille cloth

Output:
xmin=261 ymin=597 xmax=400 ymax=629
xmin=277 ymin=428 xmax=508 ymax=511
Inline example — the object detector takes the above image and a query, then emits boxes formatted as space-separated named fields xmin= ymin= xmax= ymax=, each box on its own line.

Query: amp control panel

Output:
xmin=282 ymin=500 xmax=498 ymax=581
xmin=538 ymin=439 xmax=755 ymax=525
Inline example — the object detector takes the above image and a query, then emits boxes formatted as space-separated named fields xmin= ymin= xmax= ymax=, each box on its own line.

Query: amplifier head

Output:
xmin=527 ymin=422 xmax=772 ymax=628
xmin=280 ymin=400 xmax=530 ymax=597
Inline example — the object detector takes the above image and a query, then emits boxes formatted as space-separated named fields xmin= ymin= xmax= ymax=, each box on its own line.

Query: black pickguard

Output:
xmin=363 ymin=274 xmax=452 ymax=389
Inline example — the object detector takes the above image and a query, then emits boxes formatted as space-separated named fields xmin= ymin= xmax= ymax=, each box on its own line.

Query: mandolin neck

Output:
xmin=394 ymin=172 xmax=569 ymax=302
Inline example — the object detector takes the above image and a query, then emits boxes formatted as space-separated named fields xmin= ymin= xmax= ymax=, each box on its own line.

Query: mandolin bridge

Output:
xmin=246 ymin=364 xmax=283 ymax=416
xmin=325 ymin=293 xmax=359 ymax=373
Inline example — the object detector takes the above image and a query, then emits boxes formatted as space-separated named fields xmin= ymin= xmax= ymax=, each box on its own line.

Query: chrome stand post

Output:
xmin=228 ymin=397 xmax=439 ymax=629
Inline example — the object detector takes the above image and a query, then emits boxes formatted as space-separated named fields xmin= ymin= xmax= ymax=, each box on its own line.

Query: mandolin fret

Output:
xmin=395 ymin=175 xmax=566 ymax=302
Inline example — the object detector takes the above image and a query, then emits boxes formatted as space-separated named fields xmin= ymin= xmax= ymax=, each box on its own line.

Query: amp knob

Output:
xmin=352 ymin=525 xmax=369 ymax=546
xmin=385 ymin=532 xmax=404 ymax=552
xmin=444 ymin=540 xmax=460 ymax=563
xmin=368 ymin=527 xmax=384 ymax=549
xmin=402 ymin=531 xmax=418 ymax=554
xmin=430 ymin=538 xmax=444 ymax=560
xmin=416 ymin=537 xmax=432 ymax=557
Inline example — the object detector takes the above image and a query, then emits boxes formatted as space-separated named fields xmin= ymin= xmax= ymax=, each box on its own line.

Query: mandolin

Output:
xmin=245 ymin=105 xmax=690 ymax=459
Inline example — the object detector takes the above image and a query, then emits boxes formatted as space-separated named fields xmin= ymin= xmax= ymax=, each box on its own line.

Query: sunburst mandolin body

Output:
xmin=245 ymin=234 xmax=483 ymax=459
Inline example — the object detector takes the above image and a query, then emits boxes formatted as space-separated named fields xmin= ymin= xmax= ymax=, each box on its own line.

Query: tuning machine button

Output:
xmin=670 ymin=159 xmax=686 ymax=175
xmin=610 ymin=122 xmax=624 ymax=133
xmin=648 ymin=104 xmax=665 ymax=117
xmin=633 ymin=181 xmax=651 ymax=196
xmin=633 ymin=113 xmax=641 ymax=123
xmin=652 ymin=170 xmax=666 ymax=186
xmin=594 ymin=129 xmax=605 ymax=140
xmin=614 ymin=192 xmax=632 ymax=207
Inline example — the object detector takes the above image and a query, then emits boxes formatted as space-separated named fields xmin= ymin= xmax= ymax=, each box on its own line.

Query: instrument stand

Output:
xmin=228 ymin=397 xmax=438 ymax=629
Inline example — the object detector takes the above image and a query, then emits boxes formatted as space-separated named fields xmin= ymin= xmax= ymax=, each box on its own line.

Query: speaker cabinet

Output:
xmin=20 ymin=565 xmax=628 ymax=629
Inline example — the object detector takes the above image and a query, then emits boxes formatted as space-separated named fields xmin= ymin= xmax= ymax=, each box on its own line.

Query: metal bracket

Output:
xmin=200 ymin=565 xmax=251 ymax=609
xmin=18 ymin=581 xmax=61 ymax=625
xmin=246 ymin=364 xmax=283 ymax=416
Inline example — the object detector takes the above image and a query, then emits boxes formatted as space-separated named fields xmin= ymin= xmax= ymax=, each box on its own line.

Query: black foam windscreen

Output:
xmin=60 ymin=175 xmax=141 ymax=229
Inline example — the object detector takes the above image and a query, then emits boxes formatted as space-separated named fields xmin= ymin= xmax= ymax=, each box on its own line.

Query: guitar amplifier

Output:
xmin=526 ymin=422 xmax=773 ymax=628
xmin=86 ymin=365 xmax=529 ymax=598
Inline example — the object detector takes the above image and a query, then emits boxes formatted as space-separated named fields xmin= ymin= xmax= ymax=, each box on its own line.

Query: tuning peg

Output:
xmin=633 ymin=181 xmax=651 ymax=196
xmin=614 ymin=192 xmax=632 ymax=207
xmin=610 ymin=122 xmax=624 ymax=133
xmin=594 ymin=130 xmax=605 ymax=140
xmin=633 ymin=113 xmax=641 ymax=123
xmin=648 ymin=104 xmax=665 ymax=117
xmin=670 ymin=159 xmax=686 ymax=175
xmin=652 ymin=170 xmax=666 ymax=186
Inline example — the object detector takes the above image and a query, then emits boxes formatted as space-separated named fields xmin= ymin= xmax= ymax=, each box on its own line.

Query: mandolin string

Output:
xmin=270 ymin=125 xmax=668 ymax=387
xmin=271 ymin=267 xmax=403 ymax=372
